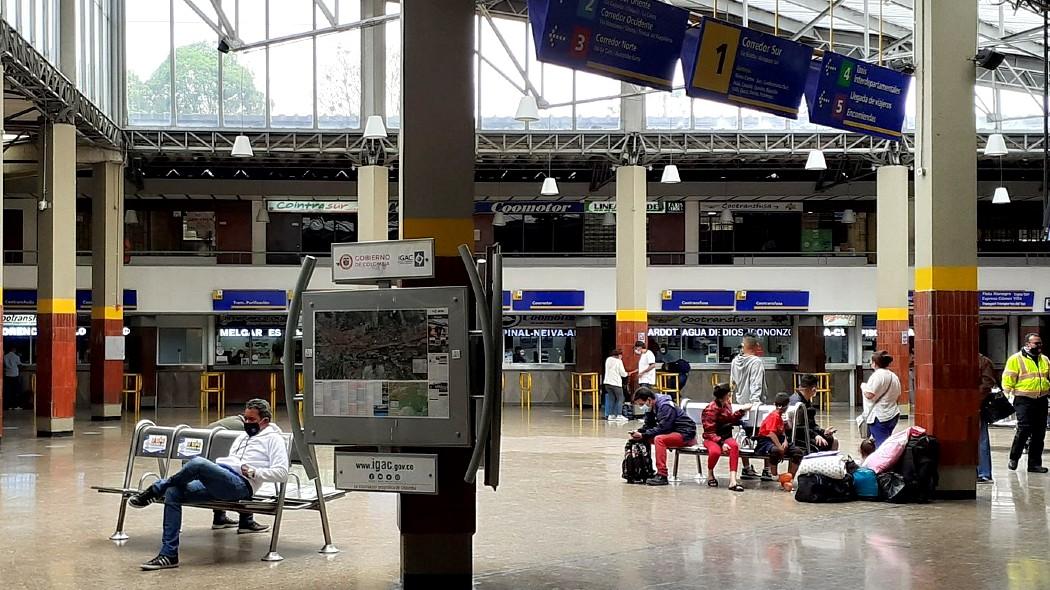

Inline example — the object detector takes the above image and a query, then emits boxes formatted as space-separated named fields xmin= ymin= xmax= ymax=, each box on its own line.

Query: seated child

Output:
xmin=859 ymin=438 xmax=877 ymax=460
xmin=755 ymin=392 xmax=805 ymax=480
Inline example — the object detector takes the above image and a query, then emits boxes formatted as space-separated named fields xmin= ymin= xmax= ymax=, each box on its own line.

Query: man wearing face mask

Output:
xmin=128 ymin=399 xmax=289 ymax=570
xmin=1005 ymin=333 xmax=1050 ymax=473
xmin=628 ymin=387 xmax=697 ymax=486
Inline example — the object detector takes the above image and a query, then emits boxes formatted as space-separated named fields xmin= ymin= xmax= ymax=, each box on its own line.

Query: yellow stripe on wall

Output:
xmin=616 ymin=309 xmax=648 ymax=322
xmin=91 ymin=305 xmax=124 ymax=320
xmin=38 ymin=298 xmax=77 ymax=314
xmin=914 ymin=266 xmax=978 ymax=292
xmin=877 ymin=307 xmax=909 ymax=321
xmin=402 ymin=218 xmax=475 ymax=257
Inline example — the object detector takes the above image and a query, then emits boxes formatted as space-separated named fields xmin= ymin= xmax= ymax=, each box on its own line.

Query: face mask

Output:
xmin=1030 ymin=345 xmax=1043 ymax=357
xmin=244 ymin=422 xmax=262 ymax=437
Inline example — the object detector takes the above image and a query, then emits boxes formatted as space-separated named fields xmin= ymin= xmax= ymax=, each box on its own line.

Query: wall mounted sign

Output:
xmin=503 ymin=328 xmax=577 ymax=338
xmin=502 ymin=314 xmax=577 ymax=328
xmin=805 ymin=52 xmax=911 ymax=141
xmin=980 ymin=291 xmax=1034 ymax=311
xmin=822 ymin=314 xmax=856 ymax=327
xmin=475 ymin=201 xmax=584 ymax=215
xmin=511 ymin=290 xmax=585 ymax=311
xmin=648 ymin=326 xmax=793 ymax=338
xmin=331 ymin=239 xmax=435 ymax=283
xmin=734 ymin=290 xmax=810 ymax=311
xmin=682 ymin=17 xmax=813 ymax=118
xmin=528 ymin=0 xmax=689 ymax=91
xmin=502 ymin=290 xmax=512 ymax=311
xmin=3 ymin=290 xmax=138 ymax=312
xmin=660 ymin=290 xmax=736 ymax=311
xmin=699 ymin=202 xmax=803 ymax=213
xmin=76 ymin=289 xmax=139 ymax=312
xmin=212 ymin=289 xmax=289 ymax=311
xmin=649 ymin=314 xmax=791 ymax=327
xmin=267 ymin=200 xmax=357 ymax=213
xmin=586 ymin=201 xmax=685 ymax=214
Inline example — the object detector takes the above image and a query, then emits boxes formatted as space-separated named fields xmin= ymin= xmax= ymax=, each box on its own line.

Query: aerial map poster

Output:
xmin=312 ymin=308 xmax=451 ymax=419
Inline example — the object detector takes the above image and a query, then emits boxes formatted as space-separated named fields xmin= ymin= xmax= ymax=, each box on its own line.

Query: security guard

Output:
xmin=1004 ymin=333 xmax=1050 ymax=473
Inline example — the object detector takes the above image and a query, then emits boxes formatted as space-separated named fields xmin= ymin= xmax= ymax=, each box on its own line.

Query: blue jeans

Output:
xmin=978 ymin=418 xmax=992 ymax=479
xmin=869 ymin=415 xmax=900 ymax=449
xmin=151 ymin=457 xmax=253 ymax=557
xmin=604 ymin=385 xmax=624 ymax=418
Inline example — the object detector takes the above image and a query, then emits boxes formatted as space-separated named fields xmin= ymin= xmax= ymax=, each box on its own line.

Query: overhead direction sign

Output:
xmin=805 ymin=52 xmax=911 ymax=140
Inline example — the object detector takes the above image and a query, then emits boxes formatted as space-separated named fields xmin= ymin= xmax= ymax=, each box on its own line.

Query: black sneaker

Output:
xmin=740 ymin=466 xmax=760 ymax=480
xmin=212 ymin=514 xmax=238 ymax=530
xmin=1028 ymin=466 xmax=1049 ymax=474
xmin=645 ymin=475 xmax=669 ymax=486
xmin=128 ymin=487 xmax=161 ymax=509
xmin=760 ymin=469 xmax=775 ymax=482
xmin=238 ymin=520 xmax=270 ymax=534
xmin=976 ymin=476 xmax=993 ymax=484
xmin=1008 ymin=460 xmax=1019 ymax=471
xmin=141 ymin=554 xmax=179 ymax=571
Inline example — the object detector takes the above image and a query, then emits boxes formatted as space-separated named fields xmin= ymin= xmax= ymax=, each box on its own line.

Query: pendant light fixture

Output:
xmin=515 ymin=95 xmax=540 ymax=122
xmin=602 ymin=211 xmax=616 ymax=226
xmin=841 ymin=209 xmax=857 ymax=224
xmin=493 ymin=212 xmax=507 ymax=226
xmin=231 ymin=57 xmax=254 ymax=158
xmin=256 ymin=204 xmax=271 ymax=223
xmin=719 ymin=209 xmax=734 ymax=225
xmin=661 ymin=152 xmax=681 ymax=183
xmin=363 ymin=115 xmax=388 ymax=140
xmin=992 ymin=187 xmax=1011 ymax=204
xmin=805 ymin=149 xmax=827 ymax=171
xmin=984 ymin=133 xmax=1008 ymax=157
xmin=124 ymin=209 xmax=139 ymax=224
xmin=540 ymin=155 xmax=558 ymax=196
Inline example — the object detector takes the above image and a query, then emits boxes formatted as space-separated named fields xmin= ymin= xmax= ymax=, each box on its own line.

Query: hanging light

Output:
xmin=492 ymin=212 xmax=507 ymax=226
xmin=124 ymin=209 xmax=139 ymax=224
xmin=719 ymin=209 xmax=734 ymax=224
xmin=805 ymin=149 xmax=827 ymax=171
xmin=841 ymin=209 xmax=857 ymax=224
xmin=231 ymin=134 xmax=254 ymax=158
xmin=363 ymin=115 xmax=388 ymax=140
xmin=661 ymin=164 xmax=681 ymax=184
xmin=602 ymin=211 xmax=616 ymax=226
xmin=984 ymin=133 xmax=1008 ymax=157
xmin=256 ymin=205 xmax=271 ymax=223
xmin=514 ymin=95 xmax=540 ymax=122
xmin=540 ymin=177 xmax=559 ymax=196
xmin=992 ymin=187 xmax=1011 ymax=204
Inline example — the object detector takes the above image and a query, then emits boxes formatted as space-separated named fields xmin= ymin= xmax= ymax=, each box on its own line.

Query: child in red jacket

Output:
xmin=756 ymin=392 xmax=805 ymax=481
xmin=701 ymin=383 xmax=753 ymax=492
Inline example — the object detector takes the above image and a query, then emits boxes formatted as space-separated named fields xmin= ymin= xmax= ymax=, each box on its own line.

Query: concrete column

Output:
xmin=615 ymin=166 xmax=648 ymax=383
xmin=876 ymin=165 xmax=911 ymax=415
xmin=37 ymin=121 xmax=78 ymax=436
xmin=398 ymin=1 xmax=476 ymax=587
xmin=913 ymin=0 xmax=979 ymax=498
xmin=357 ymin=165 xmax=389 ymax=242
xmin=684 ymin=200 xmax=700 ymax=265
xmin=90 ymin=160 xmax=124 ymax=421
xmin=59 ymin=0 xmax=76 ymax=79
xmin=251 ymin=201 xmax=266 ymax=265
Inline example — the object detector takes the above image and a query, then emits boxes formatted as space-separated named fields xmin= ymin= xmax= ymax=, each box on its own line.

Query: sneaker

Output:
xmin=976 ymin=476 xmax=993 ymax=484
xmin=128 ymin=487 xmax=161 ymax=509
xmin=1028 ymin=466 xmax=1049 ymax=474
xmin=141 ymin=554 xmax=179 ymax=571
xmin=760 ymin=469 xmax=774 ymax=482
xmin=212 ymin=514 xmax=238 ymax=530
xmin=1009 ymin=460 xmax=1019 ymax=471
xmin=645 ymin=475 xmax=669 ymax=486
xmin=238 ymin=521 xmax=270 ymax=534
xmin=740 ymin=466 xmax=760 ymax=480
xmin=615 ymin=416 xmax=629 ymax=422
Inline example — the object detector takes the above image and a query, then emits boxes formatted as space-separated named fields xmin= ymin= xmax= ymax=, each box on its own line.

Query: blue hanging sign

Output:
xmin=805 ymin=52 xmax=911 ymax=140
xmin=660 ymin=290 xmax=736 ymax=311
xmin=735 ymin=290 xmax=809 ymax=312
xmin=512 ymin=290 xmax=586 ymax=311
xmin=212 ymin=289 xmax=289 ymax=312
xmin=502 ymin=290 xmax=512 ymax=311
xmin=979 ymin=291 xmax=1034 ymax=311
xmin=681 ymin=18 xmax=814 ymax=118
xmin=76 ymin=289 xmax=139 ymax=311
xmin=527 ymin=0 xmax=689 ymax=91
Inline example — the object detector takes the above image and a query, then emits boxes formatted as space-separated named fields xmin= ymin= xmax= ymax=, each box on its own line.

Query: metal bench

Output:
xmin=92 ymin=419 xmax=347 ymax=562
xmin=669 ymin=399 xmax=810 ymax=482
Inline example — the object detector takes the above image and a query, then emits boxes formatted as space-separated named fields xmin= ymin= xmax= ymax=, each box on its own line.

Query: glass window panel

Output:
xmin=385 ymin=1 xmax=401 ymax=128
xmin=269 ymin=41 xmax=315 ymax=127
xmin=238 ymin=0 xmax=266 ymax=43
xmin=823 ymin=327 xmax=850 ymax=363
xmin=317 ymin=29 xmax=361 ymax=129
xmin=479 ymin=16 xmax=526 ymax=130
xmin=223 ymin=49 xmax=267 ymax=127
xmin=174 ymin=0 xmax=219 ymax=126
xmin=741 ymin=106 xmax=788 ymax=131
xmin=575 ymin=72 xmax=620 ymax=130
xmin=997 ymin=89 xmax=1042 ymax=131
xmin=693 ymin=99 xmax=738 ymax=130
xmin=268 ymin=0 xmax=313 ymax=38
xmin=126 ymin=0 xmax=172 ymax=126
xmin=158 ymin=327 xmax=204 ymax=365
xmin=646 ymin=68 xmax=690 ymax=130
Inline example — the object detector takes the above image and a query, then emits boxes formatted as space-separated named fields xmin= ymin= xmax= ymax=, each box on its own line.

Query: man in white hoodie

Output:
xmin=731 ymin=336 xmax=767 ymax=480
xmin=129 ymin=399 xmax=289 ymax=571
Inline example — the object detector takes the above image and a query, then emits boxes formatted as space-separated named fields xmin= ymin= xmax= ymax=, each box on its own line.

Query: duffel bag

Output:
xmin=795 ymin=473 xmax=855 ymax=503
xmin=797 ymin=451 xmax=852 ymax=480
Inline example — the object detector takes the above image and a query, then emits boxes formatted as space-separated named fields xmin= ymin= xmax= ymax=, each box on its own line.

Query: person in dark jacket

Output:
xmin=701 ymin=383 xmax=753 ymax=491
xmin=789 ymin=374 xmax=839 ymax=453
xmin=628 ymin=387 xmax=697 ymax=486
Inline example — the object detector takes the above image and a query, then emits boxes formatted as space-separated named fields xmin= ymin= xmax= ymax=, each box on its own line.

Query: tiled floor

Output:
xmin=0 ymin=405 xmax=1045 ymax=589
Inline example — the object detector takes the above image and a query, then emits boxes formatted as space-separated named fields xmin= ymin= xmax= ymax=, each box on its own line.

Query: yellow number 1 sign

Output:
xmin=691 ymin=20 xmax=741 ymax=95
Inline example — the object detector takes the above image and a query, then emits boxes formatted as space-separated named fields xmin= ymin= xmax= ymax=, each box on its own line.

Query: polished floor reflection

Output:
xmin=0 ymin=406 xmax=1044 ymax=589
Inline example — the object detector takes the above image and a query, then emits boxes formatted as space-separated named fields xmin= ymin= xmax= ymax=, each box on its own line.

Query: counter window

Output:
xmin=503 ymin=328 xmax=576 ymax=365
xmin=823 ymin=327 xmax=850 ymax=364
xmin=158 ymin=327 xmax=204 ymax=365
xmin=648 ymin=325 xmax=795 ymax=364
xmin=215 ymin=315 xmax=302 ymax=366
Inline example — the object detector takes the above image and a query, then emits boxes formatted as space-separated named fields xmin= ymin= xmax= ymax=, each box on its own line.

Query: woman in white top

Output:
xmin=861 ymin=350 xmax=903 ymax=448
xmin=604 ymin=349 xmax=631 ymax=421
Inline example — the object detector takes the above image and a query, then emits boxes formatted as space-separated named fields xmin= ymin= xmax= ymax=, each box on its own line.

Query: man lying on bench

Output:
xmin=128 ymin=399 xmax=289 ymax=571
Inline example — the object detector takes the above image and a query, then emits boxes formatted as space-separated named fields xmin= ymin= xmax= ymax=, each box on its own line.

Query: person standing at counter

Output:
xmin=731 ymin=336 xmax=766 ymax=480
xmin=604 ymin=349 xmax=630 ymax=422
xmin=3 ymin=347 xmax=23 ymax=410
xmin=635 ymin=340 xmax=657 ymax=390
xmin=1004 ymin=333 xmax=1050 ymax=473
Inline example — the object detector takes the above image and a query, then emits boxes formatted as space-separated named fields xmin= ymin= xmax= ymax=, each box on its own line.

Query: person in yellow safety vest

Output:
xmin=1005 ymin=333 xmax=1050 ymax=473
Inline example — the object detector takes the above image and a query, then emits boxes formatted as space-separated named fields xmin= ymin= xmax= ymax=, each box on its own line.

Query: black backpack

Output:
xmin=896 ymin=434 xmax=940 ymax=503
xmin=794 ymin=473 xmax=855 ymax=503
xmin=621 ymin=441 xmax=655 ymax=484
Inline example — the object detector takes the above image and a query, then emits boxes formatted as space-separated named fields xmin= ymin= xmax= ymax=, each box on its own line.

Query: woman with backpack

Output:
xmin=701 ymin=383 xmax=753 ymax=491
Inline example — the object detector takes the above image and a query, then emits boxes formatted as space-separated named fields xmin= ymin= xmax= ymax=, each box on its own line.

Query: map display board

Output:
xmin=313 ymin=308 xmax=451 ymax=419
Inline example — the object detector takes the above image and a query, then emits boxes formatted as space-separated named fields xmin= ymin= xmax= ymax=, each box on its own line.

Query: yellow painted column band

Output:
xmin=38 ymin=298 xmax=77 ymax=314
xmin=914 ymin=266 xmax=978 ymax=292
xmin=90 ymin=305 xmax=124 ymax=320
xmin=402 ymin=218 xmax=475 ymax=256
xmin=616 ymin=309 xmax=648 ymax=322
xmin=877 ymin=307 xmax=910 ymax=321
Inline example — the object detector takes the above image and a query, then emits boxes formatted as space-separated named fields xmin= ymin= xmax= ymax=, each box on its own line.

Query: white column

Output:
xmin=684 ymin=201 xmax=700 ymax=265
xmin=358 ymin=165 xmax=390 ymax=242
